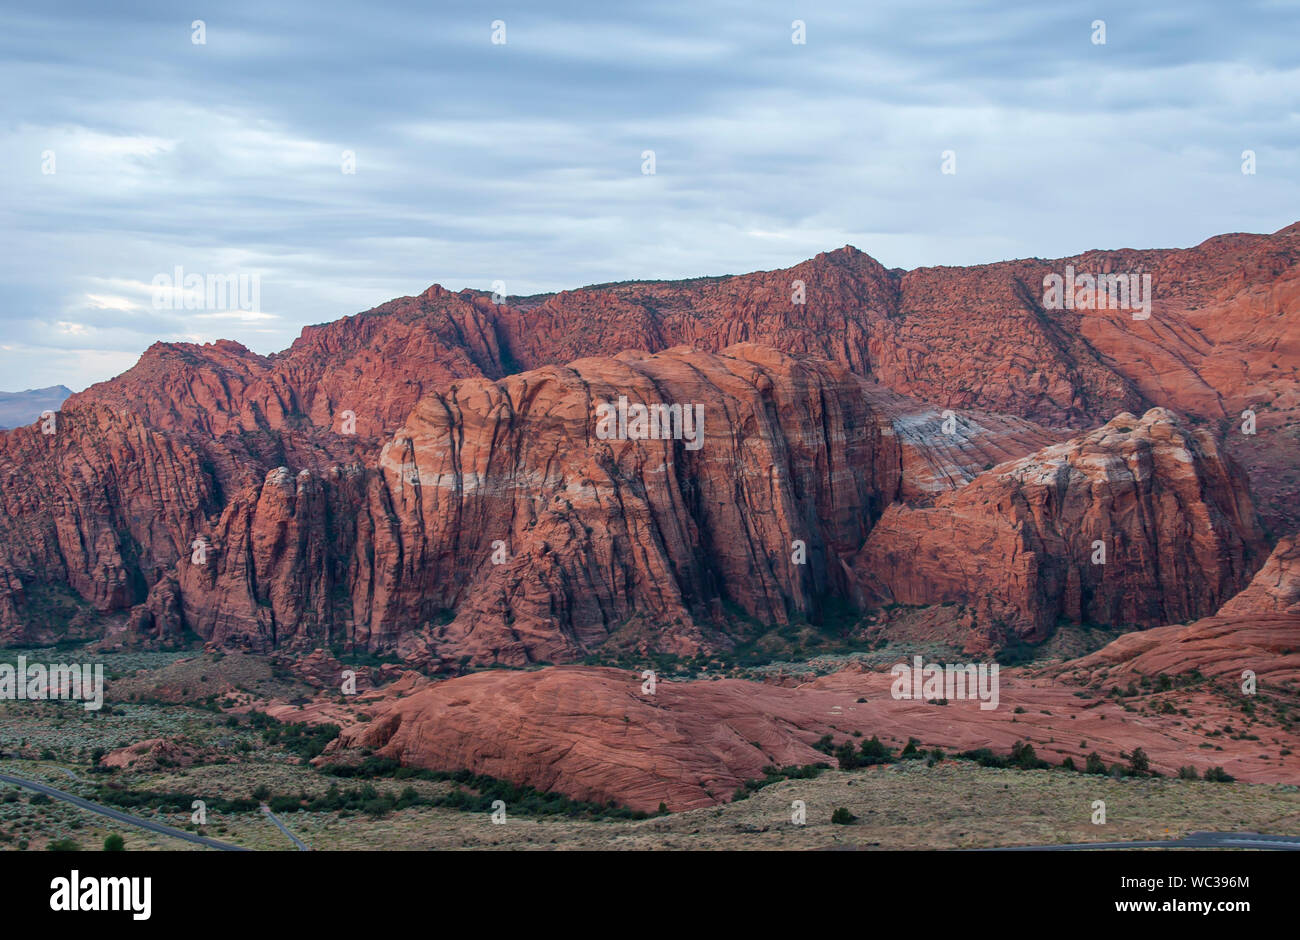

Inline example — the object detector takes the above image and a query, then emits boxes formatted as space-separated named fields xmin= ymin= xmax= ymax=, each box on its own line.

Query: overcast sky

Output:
xmin=1 ymin=0 xmax=1297 ymax=391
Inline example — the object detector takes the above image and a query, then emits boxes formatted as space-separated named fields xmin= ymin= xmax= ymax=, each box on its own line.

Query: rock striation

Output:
xmin=852 ymin=409 xmax=1267 ymax=649
xmin=0 ymin=225 xmax=1294 ymax=658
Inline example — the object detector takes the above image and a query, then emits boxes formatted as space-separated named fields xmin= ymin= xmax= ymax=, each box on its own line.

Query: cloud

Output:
xmin=0 ymin=0 xmax=1296 ymax=391
xmin=82 ymin=294 xmax=143 ymax=312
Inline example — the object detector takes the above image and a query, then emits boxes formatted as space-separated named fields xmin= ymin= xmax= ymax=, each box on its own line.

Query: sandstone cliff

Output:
xmin=0 ymin=225 xmax=1294 ymax=656
xmin=171 ymin=345 xmax=903 ymax=663
xmin=852 ymin=409 xmax=1267 ymax=648
xmin=1057 ymin=536 xmax=1300 ymax=686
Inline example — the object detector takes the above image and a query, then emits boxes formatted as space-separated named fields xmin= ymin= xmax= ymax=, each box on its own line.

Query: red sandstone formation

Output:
xmin=0 ymin=404 xmax=215 ymax=644
xmin=319 ymin=540 xmax=1300 ymax=812
xmin=863 ymin=385 xmax=1068 ymax=500
xmin=853 ymin=408 xmax=1267 ymax=648
xmin=175 ymin=345 xmax=903 ymax=663
xmin=323 ymin=654 xmax=1299 ymax=812
xmin=321 ymin=666 xmax=839 ymax=811
xmin=99 ymin=737 xmax=216 ymax=771
xmin=1056 ymin=537 xmax=1300 ymax=688
xmin=282 ymin=648 xmax=375 ymax=691
xmin=0 ymin=224 xmax=1295 ymax=660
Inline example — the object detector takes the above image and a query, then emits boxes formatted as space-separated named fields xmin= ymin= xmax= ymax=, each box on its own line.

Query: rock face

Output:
xmin=0 ymin=225 xmax=1294 ymax=657
xmin=0 ymin=404 xmax=215 ymax=643
xmin=1058 ymin=537 xmax=1300 ymax=686
xmin=862 ymin=386 xmax=1069 ymax=500
xmin=852 ymin=408 xmax=1267 ymax=649
xmin=173 ymin=345 xmax=904 ymax=663
xmin=497 ymin=224 xmax=1300 ymax=429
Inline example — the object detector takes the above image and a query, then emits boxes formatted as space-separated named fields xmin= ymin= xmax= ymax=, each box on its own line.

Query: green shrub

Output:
xmin=362 ymin=798 xmax=394 ymax=818
xmin=249 ymin=713 xmax=341 ymax=761
xmin=1008 ymin=741 xmax=1048 ymax=769
xmin=732 ymin=763 xmax=829 ymax=801
xmin=858 ymin=735 xmax=894 ymax=764
xmin=830 ymin=807 xmax=857 ymax=825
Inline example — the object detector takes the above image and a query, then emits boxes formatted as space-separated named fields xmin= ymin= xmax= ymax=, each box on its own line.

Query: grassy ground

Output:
xmin=0 ymin=644 xmax=1296 ymax=852
xmin=253 ymin=761 xmax=1300 ymax=850
xmin=2 ymin=753 xmax=1296 ymax=851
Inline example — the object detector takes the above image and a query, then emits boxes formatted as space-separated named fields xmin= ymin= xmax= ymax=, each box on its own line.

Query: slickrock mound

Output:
xmin=176 ymin=345 xmax=903 ymax=663
xmin=324 ymin=660 xmax=1299 ymax=811
xmin=99 ymin=737 xmax=217 ymax=771
xmin=322 ymin=666 xmax=844 ymax=811
xmin=1057 ymin=537 xmax=1300 ymax=687
xmin=853 ymin=409 xmax=1267 ymax=648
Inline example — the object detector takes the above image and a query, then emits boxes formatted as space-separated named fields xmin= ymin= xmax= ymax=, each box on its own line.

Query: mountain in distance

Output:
xmin=0 ymin=385 xmax=71 ymax=430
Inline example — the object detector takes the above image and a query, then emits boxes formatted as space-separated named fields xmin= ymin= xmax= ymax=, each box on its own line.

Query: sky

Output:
xmin=1 ymin=0 xmax=1297 ymax=392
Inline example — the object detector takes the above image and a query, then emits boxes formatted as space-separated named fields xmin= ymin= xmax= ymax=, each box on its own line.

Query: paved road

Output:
xmin=260 ymin=803 xmax=310 ymax=851
xmin=0 ymin=771 xmax=247 ymax=851
xmin=984 ymin=831 xmax=1300 ymax=851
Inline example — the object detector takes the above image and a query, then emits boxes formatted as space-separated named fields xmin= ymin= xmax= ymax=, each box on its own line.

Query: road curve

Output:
xmin=0 ymin=770 xmax=247 ymax=851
